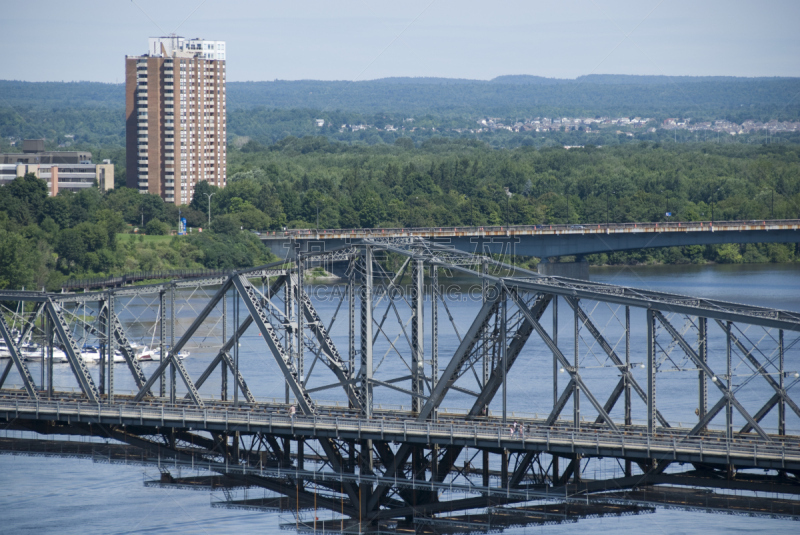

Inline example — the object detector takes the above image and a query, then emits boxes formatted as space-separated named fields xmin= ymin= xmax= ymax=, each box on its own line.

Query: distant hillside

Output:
xmin=2 ymin=75 xmax=799 ymax=118
xmin=1 ymin=75 xmax=799 ymax=149
xmin=225 ymin=77 xmax=800 ymax=119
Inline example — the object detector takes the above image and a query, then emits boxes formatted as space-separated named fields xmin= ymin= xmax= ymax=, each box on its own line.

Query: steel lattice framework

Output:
xmin=1 ymin=238 xmax=799 ymax=531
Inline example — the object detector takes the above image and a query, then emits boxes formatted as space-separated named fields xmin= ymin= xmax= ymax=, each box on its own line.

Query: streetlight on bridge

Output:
xmin=204 ymin=192 xmax=216 ymax=229
xmin=606 ymin=190 xmax=615 ymax=227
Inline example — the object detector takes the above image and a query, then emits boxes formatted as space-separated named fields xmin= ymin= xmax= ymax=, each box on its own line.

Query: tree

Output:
xmin=189 ymin=180 xmax=219 ymax=213
xmin=145 ymin=219 xmax=169 ymax=236
xmin=8 ymin=173 xmax=47 ymax=218
xmin=212 ymin=213 xmax=241 ymax=235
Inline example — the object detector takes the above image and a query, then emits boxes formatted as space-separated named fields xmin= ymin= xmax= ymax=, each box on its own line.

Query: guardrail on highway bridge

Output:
xmin=258 ymin=219 xmax=800 ymax=240
xmin=3 ymin=398 xmax=799 ymax=471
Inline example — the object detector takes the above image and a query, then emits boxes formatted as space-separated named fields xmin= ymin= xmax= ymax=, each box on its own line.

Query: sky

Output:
xmin=2 ymin=0 xmax=799 ymax=83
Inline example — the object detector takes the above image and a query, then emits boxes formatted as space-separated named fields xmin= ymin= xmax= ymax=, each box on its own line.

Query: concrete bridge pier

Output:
xmin=537 ymin=257 xmax=590 ymax=280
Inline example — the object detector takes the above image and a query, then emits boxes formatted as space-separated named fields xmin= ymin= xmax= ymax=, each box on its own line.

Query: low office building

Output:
xmin=0 ymin=139 xmax=114 ymax=194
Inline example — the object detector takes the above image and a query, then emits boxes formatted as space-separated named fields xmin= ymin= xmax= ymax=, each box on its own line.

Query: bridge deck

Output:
xmin=3 ymin=394 xmax=799 ymax=472
xmin=261 ymin=219 xmax=800 ymax=241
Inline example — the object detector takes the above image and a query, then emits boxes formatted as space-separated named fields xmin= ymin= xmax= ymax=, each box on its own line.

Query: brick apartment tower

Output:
xmin=126 ymin=36 xmax=226 ymax=205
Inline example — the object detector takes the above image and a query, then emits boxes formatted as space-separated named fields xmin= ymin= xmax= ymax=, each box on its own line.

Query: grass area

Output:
xmin=117 ymin=233 xmax=177 ymax=244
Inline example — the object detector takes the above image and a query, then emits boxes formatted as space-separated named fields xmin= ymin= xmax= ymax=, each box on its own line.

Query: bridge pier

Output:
xmin=537 ymin=257 xmax=590 ymax=280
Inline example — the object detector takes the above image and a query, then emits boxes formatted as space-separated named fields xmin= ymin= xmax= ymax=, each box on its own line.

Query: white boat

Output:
xmin=135 ymin=347 xmax=157 ymax=361
xmin=20 ymin=343 xmax=43 ymax=361
xmin=49 ymin=347 xmax=69 ymax=363
xmin=130 ymin=341 xmax=156 ymax=361
xmin=80 ymin=346 xmax=126 ymax=363
xmin=144 ymin=347 xmax=189 ymax=361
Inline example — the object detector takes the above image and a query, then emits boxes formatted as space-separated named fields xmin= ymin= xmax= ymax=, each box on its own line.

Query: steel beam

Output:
xmin=470 ymin=292 xmax=552 ymax=418
xmin=654 ymin=311 xmax=769 ymax=440
xmin=647 ymin=309 xmax=656 ymax=435
xmin=232 ymin=274 xmax=315 ymax=414
xmin=44 ymin=301 xmax=99 ymax=402
xmin=418 ymin=285 xmax=502 ymax=421
xmin=190 ymin=277 xmax=287 ymax=399
xmin=698 ymin=317 xmax=708 ymax=432
xmin=134 ymin=280 xmax=234 ymax=403
xmin=717 ymin=320 xmax=800 ymax=425
xmin=431 ymin=265 xmax=439 ymax=391
xmin=220 ymin=351 xmax=256 ymax=404
xmin=0 ymin=312 xmax=38 ymax=399
xmin=412 ymin=259 xmax=424 ymax=413
xmin=508 ymin=289 xmax=619 ymax=433
xmin=360 ymin=246 xmax=373 ymax=418
xmin=298 ymin=275 xmax=363 ymax=411
xmin=565 ymin=297 xmax=669 ymax=427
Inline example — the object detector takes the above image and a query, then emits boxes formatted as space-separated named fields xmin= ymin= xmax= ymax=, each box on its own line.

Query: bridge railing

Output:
xmin=258 ymin=219 xmax=800 ymax=239
xmin=3 ymin=398 xmax=797 ymax=469
xmin=61 ymin=268 xmax=232 ymax=291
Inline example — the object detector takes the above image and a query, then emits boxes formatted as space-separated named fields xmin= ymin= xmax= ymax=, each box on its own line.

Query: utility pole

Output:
xmin=204 ymin=192 xmax=216 ymax=229
xmin=505 ymin=189 xmax=512 ymax=226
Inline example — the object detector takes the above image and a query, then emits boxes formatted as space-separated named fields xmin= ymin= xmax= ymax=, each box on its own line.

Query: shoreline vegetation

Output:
xmin=1 ymin=76 xmax=799 ymax=291
xmin=2 ymin=137 xmax=799 ymax=292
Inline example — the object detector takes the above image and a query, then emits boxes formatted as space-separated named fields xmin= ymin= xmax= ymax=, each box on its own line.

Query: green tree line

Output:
xmin=2 ymin=137 xmax=799 ymax=291
xmin=0 ymin=174 xmax=273 ymax=290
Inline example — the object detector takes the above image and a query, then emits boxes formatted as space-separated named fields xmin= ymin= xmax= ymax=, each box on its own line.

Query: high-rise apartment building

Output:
xmin=126 ymin=36 xmax=226 ymax=205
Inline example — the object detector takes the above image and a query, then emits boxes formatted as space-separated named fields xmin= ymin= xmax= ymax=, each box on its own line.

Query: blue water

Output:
xmin=1 ymin=263 xmax=798 ymax=533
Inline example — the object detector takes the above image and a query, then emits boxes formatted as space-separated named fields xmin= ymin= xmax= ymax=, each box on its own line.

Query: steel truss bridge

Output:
xmin=1 ymin=238 xmax=800 ymax=532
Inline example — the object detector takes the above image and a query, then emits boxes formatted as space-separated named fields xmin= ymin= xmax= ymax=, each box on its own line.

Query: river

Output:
xmin=1 ymin=263 xmax=798 ymax=534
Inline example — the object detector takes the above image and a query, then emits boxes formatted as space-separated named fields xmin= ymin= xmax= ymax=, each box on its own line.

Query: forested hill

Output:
xmin=2 ymin=75 xmax=799 ymax=149
xmin=2 ymin=76 xmax=798 ymax=120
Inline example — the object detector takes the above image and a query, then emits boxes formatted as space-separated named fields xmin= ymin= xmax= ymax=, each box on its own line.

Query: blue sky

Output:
xmin=3 ymin=0 xmax=799 ymax=82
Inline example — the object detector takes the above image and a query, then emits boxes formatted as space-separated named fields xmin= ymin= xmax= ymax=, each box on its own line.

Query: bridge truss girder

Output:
xmin=1 ymin=238 xmax=799 ymax=526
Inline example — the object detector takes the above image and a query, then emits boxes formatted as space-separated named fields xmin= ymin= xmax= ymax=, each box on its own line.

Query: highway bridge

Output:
xmin=261 ymin=219 xmax=800 ymax=277
xmin=1 ymin=238 xmax=799 ymax=531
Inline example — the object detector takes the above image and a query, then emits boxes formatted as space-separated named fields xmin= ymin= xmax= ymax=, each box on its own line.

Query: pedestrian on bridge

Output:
xmin=289 ymin=404 xmax=296 ymax=422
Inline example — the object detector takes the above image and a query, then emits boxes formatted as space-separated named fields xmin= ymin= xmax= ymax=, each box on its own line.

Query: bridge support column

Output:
xmin=779 ymin=329 xmax=785 ymax=436
xmin=221 ymin=292 xmax=227 ymax=402
xmin=170 ymin=285 xmax=176 ymax=404
xmin=46 ymin=310 xmax=53 ymax=398
xmin=698 ymin=317 xmax=707 ymax=431
xmin=726 ymin=321 xmax=732 ymax=440
xmin=298 ymin=439 xmax=304 ymax=471
xmin=99 ymin=298 xmax=106 ymax=396
xmin=360 ymin=439 xmax=373 ymax=521
xmin=481 ymin=259 xmax=490 ymax=414
xmin=412 ymin=260 xmax=424 ymax=413
xmin=107 ymin=291 xmax=114 ymax=402
xmin=501 ymin=290 xmax=508 ymax=423
xmin=647 ymin=309 xmax=656 ymax=435
xmin=296 ymin=248 xmax=305 ymax=391
xmin=360 ymin=246 xmax=373 ymax=418
xmin=159 ymin=289 xmax=166 ymax=398
xmin=348 ymin=256 xmax=356 ymax=399
xmin=537 ymin=257 xmax=590 ymax=280
xmin=553 ymin=295 xmax=558 ymax=410
xmin=431 ymin=265 xmax=438 ymax=391
xmin=284 ymin=274 xmax=294 ymax=404
xmin=625 ymin=305 xmax=632 ymax=478
xmin=283 ymin=437 xmax=291 ymax=466
xmin=573 ymin=299 xmax=580 ymax=430
xmin=233 ymin=290 xmax=239 ymax=406
xmin=482 ymin=449 xmax=489 ymax=488
xmin=501 ymin=449 xmax=509 ymax=489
